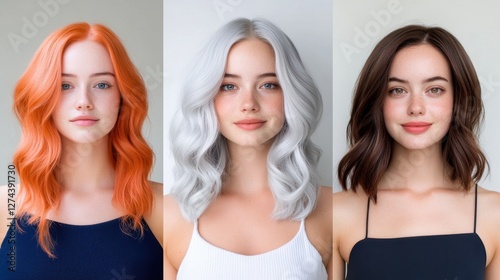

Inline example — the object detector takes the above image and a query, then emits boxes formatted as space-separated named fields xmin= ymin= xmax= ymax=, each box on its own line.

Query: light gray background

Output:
xmin=164 ymin=0 xmax=333 ymax=193
xmin=333 ymin=0 xmax=500 ymax=192
xmin=0 ymin=0 xmax=163 ymax=184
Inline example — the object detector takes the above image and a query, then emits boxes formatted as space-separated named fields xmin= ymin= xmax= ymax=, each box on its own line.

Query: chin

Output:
xmin=399 ymin=141 xmax=438 ymax=151
xmin=62 ymin=132 xmax=108 ymax=145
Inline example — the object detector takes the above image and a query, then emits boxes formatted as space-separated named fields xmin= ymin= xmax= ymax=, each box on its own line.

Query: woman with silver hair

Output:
xmin=164 ymin=18 xmax=332 ymax=279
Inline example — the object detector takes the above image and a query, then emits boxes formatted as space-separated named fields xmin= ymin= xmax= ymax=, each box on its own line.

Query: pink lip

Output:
xmin=402 ymin=122 xmax=431 ymax=134
xmin=70 ymin=116 xmax=99 ymax=126
xmin=234 ymin=119 xmax=266 ymax=130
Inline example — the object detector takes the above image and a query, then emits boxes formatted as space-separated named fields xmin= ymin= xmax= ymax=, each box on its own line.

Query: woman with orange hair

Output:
xmin=0 ymin=23 xmax=163 ymax=279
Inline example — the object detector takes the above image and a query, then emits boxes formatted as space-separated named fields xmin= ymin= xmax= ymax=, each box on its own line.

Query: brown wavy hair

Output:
xmin=338 ymin=25 xmax=488 ymax=199
xmin=13 ymin=22 xmax=154 ymax=257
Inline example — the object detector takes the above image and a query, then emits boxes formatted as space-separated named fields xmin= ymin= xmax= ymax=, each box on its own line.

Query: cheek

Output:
xmin=101 ymin=94 xmax=121 ymax=131
xmin=276 ymin=103 xmax=285 ymax=123
xmin=105 ymin=91 xmax=121 ymax=115
xmin=111 ymin=97 xmax=121 ymax=116
xmin=382 ymin=100 xmax=395 ymax=126
xmin=270 ymin=95 xmax=285 ymax=121
xmin=269 ymin=108 xmax=285 ymax=135
xmin=52 ymin=98 xmax=69 ymax=124
xmin=213 ymin=96 xmax=228 ymax=123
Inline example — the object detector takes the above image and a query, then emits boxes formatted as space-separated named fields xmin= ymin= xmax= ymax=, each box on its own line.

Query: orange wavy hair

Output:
xmin=13 ymin=22 xmax=154 ymax=257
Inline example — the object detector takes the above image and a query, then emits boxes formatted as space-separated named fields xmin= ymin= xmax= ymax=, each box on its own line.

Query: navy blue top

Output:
xmin=346 ymin=185 xmax=486 ymax=280
xmin=0 ymin=216 xmax=162 ymax=280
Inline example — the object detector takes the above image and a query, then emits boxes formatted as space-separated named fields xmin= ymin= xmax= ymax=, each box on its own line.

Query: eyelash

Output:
xmin=60 ymin=82 xmax=112 ymax=91
xmin=219 ymin=82 xmax=281 ymax=91
xmin=388 ymin=87 xmax=445 ymax=96
xmin=94 ymin=82 xmax=111 ymax=89
xmin=388 ymin=87 xmax=406 ymax=95
xmin=260 ymin=83 xmax=280 ymax=90
xmin=61 ymin=82 xmax=73 ymax=91
xmin=220 ymin=83 xmax=236 ymax=91
xmin=427 ymin=87 xmax=444 ymax=95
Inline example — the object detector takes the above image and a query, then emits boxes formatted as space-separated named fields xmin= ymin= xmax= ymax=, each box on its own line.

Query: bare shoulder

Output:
xmin=144 ymin=181 xmax=163 ymax=246
xmin=164 ymin=195 xmax=194 ymax=270
xmin=478 ymin=186 xmax=500 ymax=228
xmin=148 ymin=181 xmax=163 ymax=197
xmin=477 ymin=186 xmax=500 ymax=277
xmin=306 ymin=186 xmax=332 ymax=236
xmin=311 ymin=186 xmax=332 ymax=220
xmin=478 ymin=186 xmax=500 ymax=205
xmin=303 ymin=186 xmax=332 ymax=269
xmin=333 ymin=188 xmax=367 ymax=220
xmin=332 ymin=188 xmax=368 ymax=262
xmin=164 ymin=195 xmax=192 ymax=238
xmin=164 ymin=195 xmax=188 ymax=227
xmin=305 ymin=186 xmax=332 ymax=235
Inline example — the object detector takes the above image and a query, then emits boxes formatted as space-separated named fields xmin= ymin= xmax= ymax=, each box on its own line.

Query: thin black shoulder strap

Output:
xmin=365 ymin=198 xmax=371 ymax=238
xmin=474 ymin=183 xmax=478 ymax=233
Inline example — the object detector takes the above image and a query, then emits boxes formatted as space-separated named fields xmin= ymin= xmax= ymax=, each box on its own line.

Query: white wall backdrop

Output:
xmin=164 ymin=0 xmax=333 ymax=193
xmin=333 ymin=0 xmax=500 ymax=192
xmin=0 ymin=0 xmax=163 ymax=184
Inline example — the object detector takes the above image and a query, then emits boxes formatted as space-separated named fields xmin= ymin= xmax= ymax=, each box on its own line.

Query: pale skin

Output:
xmin=332 ymin=44 xmax=500 ymax=279
xmin=164 ymin=39 xmax=332 ymax=279
xmin=0 ymin=40 xmax=162 ymax=248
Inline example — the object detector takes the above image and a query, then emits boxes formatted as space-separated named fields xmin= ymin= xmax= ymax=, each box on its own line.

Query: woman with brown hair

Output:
xmin=333 ymin=25 xmax=500 ymax=279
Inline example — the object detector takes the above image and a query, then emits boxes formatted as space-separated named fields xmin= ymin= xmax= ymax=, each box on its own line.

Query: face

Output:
xmin=52 ymin=40 xmax=121 ymax=145
xmin=214 ymin=39 xmax=285 ymax=149
xmin=383 ymin=44 xmax=453 ymax=151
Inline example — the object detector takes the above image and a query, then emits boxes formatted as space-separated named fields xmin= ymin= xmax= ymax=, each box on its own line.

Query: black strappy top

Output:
xmin=346 ymin=185 xmax=486 ymax=280
xmin=0 ymin=216 xmax=163 ymax=279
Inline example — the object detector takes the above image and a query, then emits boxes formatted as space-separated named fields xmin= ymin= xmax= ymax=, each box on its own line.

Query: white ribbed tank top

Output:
xmin=177 ymin=219 xmax=327 ymax=280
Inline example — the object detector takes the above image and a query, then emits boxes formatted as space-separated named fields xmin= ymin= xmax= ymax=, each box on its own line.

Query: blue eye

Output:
xmin=95 ymin=82 xmax=110 ymax=89
xmin=220 ymin=84 xmax=236 ymax=91
xmin=61 ymin=83 xmax=72 ymax=91
xmin=261 ymin=83 xmax=279 ymax=90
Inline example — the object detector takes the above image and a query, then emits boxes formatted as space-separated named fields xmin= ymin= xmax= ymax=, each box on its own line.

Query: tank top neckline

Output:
xmin=19 ymin=215 xmax=127 ymax=228
xmin=50 ymin=216 xmax=125 ymax=228
xmin=193 ymin=219 xmax=306 ymax=258
xmin=348 ymin=184 xmax=481 ymax=262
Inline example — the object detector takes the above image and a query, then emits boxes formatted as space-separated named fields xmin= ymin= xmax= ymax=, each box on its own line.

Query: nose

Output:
xmin=75 ymin=87 xmax=94 ymax=110
xmin=407 ymin=93 xmax=425 ymax=115
xmin=240 ymin=89 xmax=259 ymax=112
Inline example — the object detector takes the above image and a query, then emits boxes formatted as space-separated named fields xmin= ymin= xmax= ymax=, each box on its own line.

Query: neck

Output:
xmin=222 ymin=140 xmax=273 ymax=195
xmin=56 ymin=136 xmax=115 ymax=192
xmin=380 ymin=143 xmax=455 ymax=192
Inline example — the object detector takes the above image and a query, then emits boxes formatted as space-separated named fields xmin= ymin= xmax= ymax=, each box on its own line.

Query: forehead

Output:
xmin=62 ymin=40 xmax=114 ymax=74
xmin=389 ymin=44 xmax=451 ymax=78
xmin=225 ymin=39 xmax=275 ymax=69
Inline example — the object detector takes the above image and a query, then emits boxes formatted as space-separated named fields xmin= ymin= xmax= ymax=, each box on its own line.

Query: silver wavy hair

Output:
xmin=170 ymin=18 xmax=323 ymax=222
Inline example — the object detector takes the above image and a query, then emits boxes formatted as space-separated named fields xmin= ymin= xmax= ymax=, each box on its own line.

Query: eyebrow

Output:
xmin=62 ymin=72 xmax=115 ymax=78
xmin=224 ymin=72 xmax=277 ymax=79
xmin=388 ymin=76 xmax=449 ymax=83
